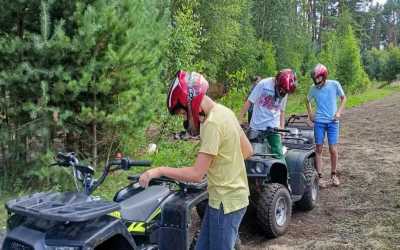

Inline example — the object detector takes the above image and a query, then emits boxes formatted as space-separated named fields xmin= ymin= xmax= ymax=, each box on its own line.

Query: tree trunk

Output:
xmin=92 ymin=121 xmax=97 ymax=169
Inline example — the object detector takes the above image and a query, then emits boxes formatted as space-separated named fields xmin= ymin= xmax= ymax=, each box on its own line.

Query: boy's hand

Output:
xmin=334 ymin=112 xmax=341 ymax=121
xmin=308 ymin=113 xmax=315 ymax=122
xmin=139 ymin=168 xmax=162 ymax=188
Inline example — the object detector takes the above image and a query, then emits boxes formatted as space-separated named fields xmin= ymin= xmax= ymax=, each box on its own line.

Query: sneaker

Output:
xmin=318 ymin=178 xmax=329 ymax=188
xmin=331 ymin=175 xmax=340 ymax=186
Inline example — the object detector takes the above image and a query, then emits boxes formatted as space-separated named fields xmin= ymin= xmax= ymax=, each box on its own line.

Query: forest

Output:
xmin=0 ymin=0 xmax=399 ymax=193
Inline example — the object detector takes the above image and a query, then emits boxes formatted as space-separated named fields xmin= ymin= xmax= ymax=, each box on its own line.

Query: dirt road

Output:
xmin=240 ymin=92 xmax=400 ymax=249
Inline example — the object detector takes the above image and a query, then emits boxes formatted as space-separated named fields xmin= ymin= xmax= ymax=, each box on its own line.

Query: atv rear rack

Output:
xmin=6 ymin=192 xmax=120 ymax=222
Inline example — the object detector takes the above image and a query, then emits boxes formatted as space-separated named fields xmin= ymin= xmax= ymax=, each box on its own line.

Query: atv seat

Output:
xmin=119 ymin=185 xmax=171 ymax=222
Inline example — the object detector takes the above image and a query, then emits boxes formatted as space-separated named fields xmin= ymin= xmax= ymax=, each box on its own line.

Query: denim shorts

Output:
xmin=314 ymin=121 xmax=339 ymax=145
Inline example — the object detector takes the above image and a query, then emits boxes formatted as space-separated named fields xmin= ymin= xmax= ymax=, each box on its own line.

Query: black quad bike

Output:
xmin=244 ymin=114 xmax=319 ymax=238
xmin=2 ymin=152 xmax=207 ymax=250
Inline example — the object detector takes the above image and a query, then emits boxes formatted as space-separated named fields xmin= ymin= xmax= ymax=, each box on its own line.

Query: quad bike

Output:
xmin=2 ymin=152 xmax=207 ymax=250
xmin=243 ymin=114 xmax=319 ymax=238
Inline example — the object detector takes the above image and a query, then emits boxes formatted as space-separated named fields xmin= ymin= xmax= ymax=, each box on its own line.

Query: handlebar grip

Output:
xmin=56 ymin=152 xmax=69 ymax=160
xmin=128 ymin=160 xmax=152 ymax=167
xmin=109 ymin=160 xmax=121 ymax=166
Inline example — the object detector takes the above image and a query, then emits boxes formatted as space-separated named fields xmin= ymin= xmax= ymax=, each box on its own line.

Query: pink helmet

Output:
xmin=167 ymin=70 xmax=209 ymax=135
xmin=311 ymin=64 xmax=328 ymax=85
xmin=275 ymin=69 xmax=297 ymax=95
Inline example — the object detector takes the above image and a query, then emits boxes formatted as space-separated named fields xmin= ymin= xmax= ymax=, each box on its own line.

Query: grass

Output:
xmin=0 ymin=194 xmax=11 ymax=231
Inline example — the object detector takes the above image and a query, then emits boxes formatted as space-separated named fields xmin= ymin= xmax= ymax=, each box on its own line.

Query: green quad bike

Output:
xmin=2 ymin=152 xmax=207 ymax=250
xmin=243 ymin=114 xmax=319 ymax=238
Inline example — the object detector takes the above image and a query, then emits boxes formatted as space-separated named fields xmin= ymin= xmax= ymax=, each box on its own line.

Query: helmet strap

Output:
xmin=274 ymin=84 xmax=284 ymax=99
xmin=315 ymin=79 xmax=326 ymax=89
xmin=185 ymin=88 xmax=200 ymax=136
xmin=186 ymin=103 xmax=199 ymax=136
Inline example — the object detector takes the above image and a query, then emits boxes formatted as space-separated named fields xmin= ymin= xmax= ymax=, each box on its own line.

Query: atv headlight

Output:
xmin=46 ymin=246 xmax=81 ymax=250
xmin=255 ymin=162 xmax=264 ymax=174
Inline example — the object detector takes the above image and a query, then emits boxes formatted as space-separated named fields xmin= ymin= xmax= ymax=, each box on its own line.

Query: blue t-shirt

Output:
xmin=307 ymin=80 xmax=345 ymax=123
xmin=248 ymin=78 xmax=287 ymax=130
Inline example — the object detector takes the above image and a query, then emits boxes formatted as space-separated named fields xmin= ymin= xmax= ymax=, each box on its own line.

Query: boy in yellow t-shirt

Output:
xmin=139 ymin=71 xmax=253 ymax=250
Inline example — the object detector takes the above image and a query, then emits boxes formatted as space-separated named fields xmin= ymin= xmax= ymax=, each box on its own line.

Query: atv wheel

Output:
xmin=296 ymin=157 xmax=319 ymax=211
xmin=190 ymin=230 xmax=241 ymax=250
xmin=256 ymin=183 xmax=292 ymax=238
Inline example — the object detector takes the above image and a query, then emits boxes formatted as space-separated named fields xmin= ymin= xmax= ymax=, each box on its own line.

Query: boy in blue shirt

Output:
xmin=306 ymin=64 xmax=347 ymax=187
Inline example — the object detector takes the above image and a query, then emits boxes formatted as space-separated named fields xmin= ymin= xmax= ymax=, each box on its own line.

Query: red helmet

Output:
xmin=167 ymin=70 xmax=209 ymax=136
xmin=311 ymin=64 xmax=328 ymax=85
xmin=275 ymin=69 xmax=297 ymax=96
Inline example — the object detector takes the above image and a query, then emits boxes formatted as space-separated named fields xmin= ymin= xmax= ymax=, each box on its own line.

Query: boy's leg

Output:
xmin=314 ymin=122 xmax=328 ymax=187
xmin=208 ymin=205 xmax=246 ymax=250
xmin=327 ymin=122 xmax=340 ymax=186
xmin=267 ymin=133 xmax=285 ymax=161
xmin=195 ymin=205 xmax=210 ymax=250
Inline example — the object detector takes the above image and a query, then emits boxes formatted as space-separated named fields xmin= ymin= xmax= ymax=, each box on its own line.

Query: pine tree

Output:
xmin=0 ymin=0 xmax=168 ymax=189
xmin=336 ymin=25 xmax=369 ymax=93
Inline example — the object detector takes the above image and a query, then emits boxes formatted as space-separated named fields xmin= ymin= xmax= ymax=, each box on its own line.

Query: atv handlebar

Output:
xmin=260 ymin=127 xmax=291 ymax=134
xmin=109 ymin=159 xmax=152 ymax=170
xmin=127 ymin=175 xmax=207 ymax=192
xmin=50 ymin=152 xmax=152 ymax=195
xmin=54 ymin=152 xmax=79 ymax=167
xmin=285 ymin=114 xmax=312 ymax=127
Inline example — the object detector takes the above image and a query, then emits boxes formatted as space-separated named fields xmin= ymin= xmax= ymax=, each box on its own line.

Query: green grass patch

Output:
xmin=0 ymin=194 xmax=12 ymax=231
xmin=345 ymin=86 xmax=400 ymax=108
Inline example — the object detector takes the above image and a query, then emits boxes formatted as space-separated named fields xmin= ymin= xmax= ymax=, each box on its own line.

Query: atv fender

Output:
xmin=285 ymin=149 xmax=315 ymax=196
xmin=245 ymin=156 xmax=288 ymax=186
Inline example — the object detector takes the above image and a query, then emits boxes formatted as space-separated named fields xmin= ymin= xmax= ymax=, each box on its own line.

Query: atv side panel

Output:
xmin=159 ymin=190 xmax=207 ymax=250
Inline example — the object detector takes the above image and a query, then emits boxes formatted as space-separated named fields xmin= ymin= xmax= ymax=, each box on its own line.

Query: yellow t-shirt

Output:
xmin=199 ymin=104 xmax=249 ymax=214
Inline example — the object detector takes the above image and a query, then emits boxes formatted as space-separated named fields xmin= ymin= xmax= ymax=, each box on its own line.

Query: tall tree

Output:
xmin=197 ymin=0 xmax=249 ymax=82
xmin=382 ymin=0 xmax=400 ymax=46
xmin=167 ymin=0 xmax=203 ymax=73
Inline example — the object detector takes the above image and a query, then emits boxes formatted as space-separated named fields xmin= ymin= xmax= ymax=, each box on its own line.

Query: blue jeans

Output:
xmin=195 ymin=204 xmax=247 ymax=250
xmin=314 ymin=121 xmax=339 ymax=145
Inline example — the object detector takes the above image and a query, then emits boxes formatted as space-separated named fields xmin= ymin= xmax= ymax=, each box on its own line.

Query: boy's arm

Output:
xmin=139 ymin=153 xmax=213 ymax=187
xmin=239 ymin=100 xmax=252 ymax=122
xmin=280 ymin=111 xmax=285 ymax=129
xmin=240 ymin=129 xmax=253 ymax=159
xmin=305 ymin=98 xmax=314 ymax=122
xmin=335 ymin=95 xmax=347 ymax=120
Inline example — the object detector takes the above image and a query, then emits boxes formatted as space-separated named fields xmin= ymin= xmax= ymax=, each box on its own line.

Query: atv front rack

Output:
xmin=6 ymin=192 xmax=120 ymax=222
xmin=283 ymin=142 xmax=314 ymax=150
